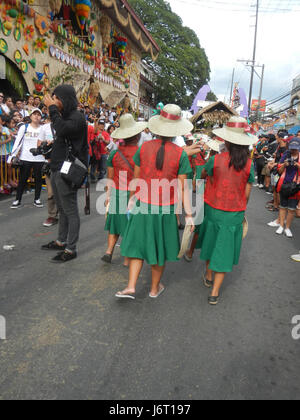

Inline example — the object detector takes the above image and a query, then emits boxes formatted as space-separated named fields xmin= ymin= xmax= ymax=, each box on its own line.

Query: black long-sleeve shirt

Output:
xmin=49 ymin=105 xmax=88 ymax=172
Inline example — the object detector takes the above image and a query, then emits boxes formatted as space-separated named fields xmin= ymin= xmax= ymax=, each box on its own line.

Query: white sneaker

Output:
xmin=259 ymin=184 xmax=264 ymax=189
xmin=291 ymin=253 xmax=300 ymax=262
xmin=34 ymin=199 xmax=44 ymax=208
xmin=10 ymin=200 xmax=21 ymax=209
xmin=268 ymin=220 xmax=280 ymax=228
xmin=276 ymin=226 xmax=284 ymax=235
xmin=285 ymin=228 xmax=293 ymax=238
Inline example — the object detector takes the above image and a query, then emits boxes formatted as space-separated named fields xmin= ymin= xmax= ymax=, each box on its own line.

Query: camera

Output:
xmin=286 ymin=151 xmax=297 ymax=166
xmin=30 ymin=142 xmax=53 ymax=158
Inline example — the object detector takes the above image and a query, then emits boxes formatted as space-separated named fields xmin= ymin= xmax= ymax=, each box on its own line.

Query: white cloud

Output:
xmin=168 ymin=0 xmax=300 ymax=107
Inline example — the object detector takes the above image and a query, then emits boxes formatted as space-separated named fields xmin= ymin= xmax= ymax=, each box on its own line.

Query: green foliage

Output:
xmin=128 ymin=0 xmax=211 ymax=109
xmin=207 ymin=91 xmax=218 ymax=102
xmin=50 ymin=67 xmax=79 ymax=89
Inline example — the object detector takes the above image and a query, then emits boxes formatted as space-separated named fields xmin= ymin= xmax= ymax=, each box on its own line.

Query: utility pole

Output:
xmin=229 ymin=68 xmax=235 ymax=107
xmin=256 ymin=64 xmax=265 ymax=121
xmin=248 ymin=0 xmax=260 ymax=111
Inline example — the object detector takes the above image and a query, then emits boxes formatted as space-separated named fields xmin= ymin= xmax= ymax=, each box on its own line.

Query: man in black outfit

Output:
xmin=43 ymin=85 xmax=88 ymax=263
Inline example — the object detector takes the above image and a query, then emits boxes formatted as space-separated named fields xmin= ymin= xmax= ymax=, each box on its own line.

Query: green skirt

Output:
xmin=121 ymin=201 xmax=180 ymax=266
xmin=196 ymin=204 xmax=245 ymax=273
xmin=105 ymin=189 xmax=130 ymax=237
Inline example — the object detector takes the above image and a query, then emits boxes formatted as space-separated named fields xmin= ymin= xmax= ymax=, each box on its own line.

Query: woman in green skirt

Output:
xmin=116 ymin=104 xmax=194 ymax=300
xmin=102 ymin=114 xmax=147 ymax=265
xmin=185 ymin=139 xmax=223 ymax=262
xmin=197 ymin=116 xmax=257 ymax=305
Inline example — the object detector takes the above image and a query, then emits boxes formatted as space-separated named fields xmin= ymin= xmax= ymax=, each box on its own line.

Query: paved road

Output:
xmin=0 ymin=186 xmax=299 ymax=400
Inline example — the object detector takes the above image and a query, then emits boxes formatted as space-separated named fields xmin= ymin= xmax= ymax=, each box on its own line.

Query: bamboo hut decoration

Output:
xmin=191 ymin=101 xmax=238 ymax=128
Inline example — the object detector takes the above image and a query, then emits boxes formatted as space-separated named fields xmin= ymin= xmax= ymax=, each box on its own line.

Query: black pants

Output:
xmin=51 ymin=171 xmax=80 ymax=253
xmin=255 ymin=157 xmax=265 ymax=185
xmin=16 ymin=161 xmax=44 ymax=203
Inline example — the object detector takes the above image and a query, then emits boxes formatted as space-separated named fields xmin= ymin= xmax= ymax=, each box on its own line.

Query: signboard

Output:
xmin=130 ymin=77 xmax=139 ymax=97
xmin=251 ymin=100 xmax=266 ymax=112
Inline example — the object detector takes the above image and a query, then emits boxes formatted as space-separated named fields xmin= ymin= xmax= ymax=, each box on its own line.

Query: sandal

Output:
xmin=203 ymin=272 xmax=213 ymax=288
xmin=149 ymin=285 xmax=165 ymax=299
xmin=115 ymin=291 xmax=136 ymax=300
xmin=101 ymin=254 xmax=113 ymax=263
xmin=208 ymin=295 xmax=219 ymax=305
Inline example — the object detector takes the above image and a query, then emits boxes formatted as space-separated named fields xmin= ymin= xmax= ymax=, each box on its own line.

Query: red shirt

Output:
xmin=87 ymin=125 xmax=101 ymax=157
xmin=101 ymin=131 xmax=111 ymax=155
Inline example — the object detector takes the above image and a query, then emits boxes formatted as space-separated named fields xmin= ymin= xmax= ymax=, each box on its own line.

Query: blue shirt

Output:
xmin=280 ymin=151 xmax=299 ymax=183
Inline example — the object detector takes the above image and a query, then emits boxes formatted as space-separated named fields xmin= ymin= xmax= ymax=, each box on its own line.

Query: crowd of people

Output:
xmin=251 ymin=130 xmax=300 ymax=239
xmin=1 ymin=85 xmax=299 ymax=303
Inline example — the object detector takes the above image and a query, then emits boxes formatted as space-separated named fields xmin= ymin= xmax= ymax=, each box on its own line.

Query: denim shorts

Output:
xmin=280 ymin=193 xmax=299 ymax=210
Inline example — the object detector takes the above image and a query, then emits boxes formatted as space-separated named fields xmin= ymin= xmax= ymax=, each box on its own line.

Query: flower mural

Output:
xmin=24 ymin=25 xmax=35 ymax=41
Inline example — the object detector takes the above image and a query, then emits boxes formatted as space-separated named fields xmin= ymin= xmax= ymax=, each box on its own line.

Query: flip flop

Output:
xmin=115 ymin=291 xmax=136 ymax=300
xmin=149 ymin=286 xmax=165 ymax=299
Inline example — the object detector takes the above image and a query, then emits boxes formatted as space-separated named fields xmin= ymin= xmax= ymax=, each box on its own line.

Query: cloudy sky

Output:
xmin=168 ymin=0 xmax=300 ymax=111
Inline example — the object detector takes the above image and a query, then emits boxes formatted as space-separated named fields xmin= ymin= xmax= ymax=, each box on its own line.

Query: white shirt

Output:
xmin=173 ymin=136 xmax=186 ymax=147
xmin=1 ymin=104 xmax=10 ymax=115
xmin=9 ymin=124 xmax=45 ymax=163
xmin=39 ymin=123 xmax=54 ymax=143
xmin=138 ymin=131 xmax=153 ymax=147
xmin=18 ymin=109 xmax=29 ymax=118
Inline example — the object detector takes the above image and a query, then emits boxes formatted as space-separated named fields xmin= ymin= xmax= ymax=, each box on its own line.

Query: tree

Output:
xmin=128 ymin=0 xmax=211 ymax=109
xmin=207 ymin=91 xmax=218 ymax=102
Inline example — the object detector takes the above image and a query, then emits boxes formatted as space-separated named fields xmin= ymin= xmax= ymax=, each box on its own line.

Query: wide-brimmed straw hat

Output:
xmin=207 ymin=139 xmax=224 ymax=153
xmin=111 ymin=114 xmax=147 ymax=140
xmin=149 ymin=104 xmax=193 ymax=137
xmin=213 ymin=116 xmax=258 ymax=146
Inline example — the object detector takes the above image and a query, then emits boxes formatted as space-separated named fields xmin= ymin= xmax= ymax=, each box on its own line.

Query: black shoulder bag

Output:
xmin=60 ymin=139 xmax=88 ymax=189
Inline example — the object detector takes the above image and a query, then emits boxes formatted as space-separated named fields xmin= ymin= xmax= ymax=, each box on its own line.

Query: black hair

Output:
xmin=226 ymin=142 xmax=250 ymax=172
xmin=124 ymin=134 xmax=140 ymax=144
xmin=156 ymin=137 xmax=173 ymax=170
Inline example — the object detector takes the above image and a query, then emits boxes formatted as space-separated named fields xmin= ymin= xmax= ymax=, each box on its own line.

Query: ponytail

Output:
xmin=156 ymin=137 xmax=171 ymax=170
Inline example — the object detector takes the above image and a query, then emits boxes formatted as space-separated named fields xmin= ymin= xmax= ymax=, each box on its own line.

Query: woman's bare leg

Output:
xmin=211 ymin=272 xmax=226 ymax=297
xmin=286 ymin=209 xmax=295 ymax=230
xmin=150 ymin=264 xmax=165 ymax=296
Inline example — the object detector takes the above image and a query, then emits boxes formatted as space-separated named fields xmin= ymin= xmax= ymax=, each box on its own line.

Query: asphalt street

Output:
xmin=0 ymin=185 xmax=299 ymax=400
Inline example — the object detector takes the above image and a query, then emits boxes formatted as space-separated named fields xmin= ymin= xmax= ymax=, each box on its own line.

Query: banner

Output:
xmin=0 ymin=55 xmax=5 ymax=79
xmin=251 ymin=99 xmax=266 ymax=112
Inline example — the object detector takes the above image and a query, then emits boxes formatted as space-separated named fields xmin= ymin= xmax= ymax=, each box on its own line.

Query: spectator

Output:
xmin=0 ymin=114 xmax=12 ymax=194
xmin=1 ymin=97 xmax=14 ymax=116
xmin=26 ymin=95 xmax=35 ymax=113
xmin=0 ymin=92 xmax=5 ymax=115
xmin=254 ymin=135 xmax=269 ymax=188
xmin=88 ymin=119 xmax=104 ymax=183
xmin=267 ymin=132 xmax=288 ymax=215
xmin=138 ymin=126 xmax=153 ymax=147
xmin=34 ymin=96 xmax=41 ymax=108
xmin=275 ymin=137 xmax=300 ymax=238
xmin=15 ymin=99 xmax=29 ymax=119
xmin=9 ymin=108 xmax=45 ymax=209
xmin=38 ymin=116 xmax=58 ymax=227
xmin=10 ymin=110 xmax=23 ymax=125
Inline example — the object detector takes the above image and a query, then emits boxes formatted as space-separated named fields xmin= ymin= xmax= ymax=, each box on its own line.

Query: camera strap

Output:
xmin=12 ymin=123 xmax=29 ymax=161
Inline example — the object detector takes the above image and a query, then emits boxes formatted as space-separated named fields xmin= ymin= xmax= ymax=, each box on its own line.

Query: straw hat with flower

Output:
xmin=213 ymin=116 xmax=258 ymax=146
xmin=149 ymin=104 xmax=193 ymax=137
